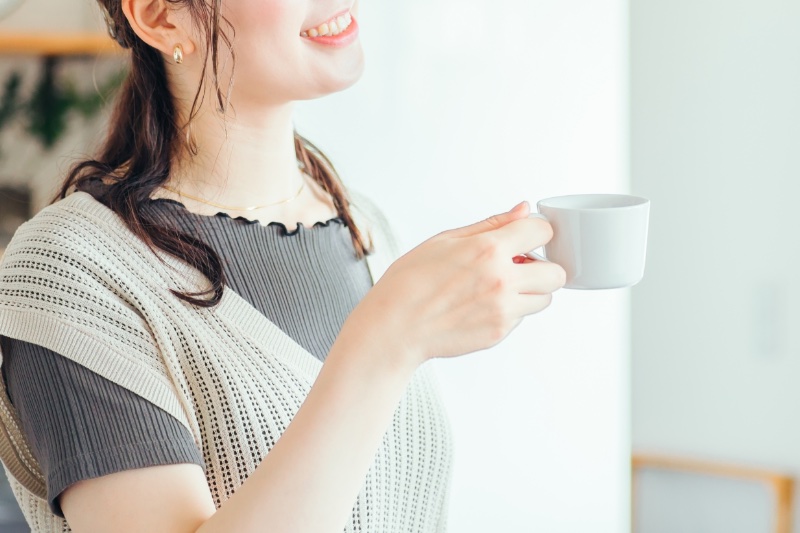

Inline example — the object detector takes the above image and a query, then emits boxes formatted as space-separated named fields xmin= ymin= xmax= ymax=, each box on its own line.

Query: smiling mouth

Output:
xmin=300 ymin=11 xmax=353 ymax=38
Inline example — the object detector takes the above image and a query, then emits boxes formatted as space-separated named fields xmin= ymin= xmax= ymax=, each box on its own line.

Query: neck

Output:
xmin=166 ymin=102 xmax=303 ymax=208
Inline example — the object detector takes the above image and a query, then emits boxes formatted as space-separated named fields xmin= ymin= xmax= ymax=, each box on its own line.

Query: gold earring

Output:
xmin=173 ymin=44 xmax=184 ymax=64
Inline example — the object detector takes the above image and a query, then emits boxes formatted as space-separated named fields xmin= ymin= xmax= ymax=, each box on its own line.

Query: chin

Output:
xmin=307 ymin=49 xmax=365 ymax=99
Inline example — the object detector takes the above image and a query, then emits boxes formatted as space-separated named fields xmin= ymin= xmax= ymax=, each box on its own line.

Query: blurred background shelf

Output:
xmin=632 ymin=454 xmax=795 ymax=533
xmin=0 ymin=32 xmax=122 ymax=55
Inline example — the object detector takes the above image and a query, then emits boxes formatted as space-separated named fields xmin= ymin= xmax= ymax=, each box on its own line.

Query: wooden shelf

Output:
xmin=633 ymin=453 xmax=794 ymax=486
xmin=0 ymin=32 xmax=124 ymax=56
xmin=632 ymin=453 xmax=795 ymax=533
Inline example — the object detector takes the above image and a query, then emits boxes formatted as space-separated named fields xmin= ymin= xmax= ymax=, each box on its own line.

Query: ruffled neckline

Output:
xmin=74 ymin=178 xmax=346 ymax=236
xmin=147 ymin=196 xmax=346 ymax=236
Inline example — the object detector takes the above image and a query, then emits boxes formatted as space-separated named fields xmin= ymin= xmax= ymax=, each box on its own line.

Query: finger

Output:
xmin=489 ymin=216 xmax=554 ymax=258
xmin=509 ymin=293 xmax=554 ymax=318
xmin=447 ymin=201 xmax=530 ymax=239
xmin=508 ymin=260 xmax=567 ymax=295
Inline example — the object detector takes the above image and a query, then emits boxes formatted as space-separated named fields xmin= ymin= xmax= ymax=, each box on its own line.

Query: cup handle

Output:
xmin=523 ymin=212 xmax=549 ymax=262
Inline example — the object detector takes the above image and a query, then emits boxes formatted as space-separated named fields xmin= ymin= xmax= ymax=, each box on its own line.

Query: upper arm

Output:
xmin=61 ymin=462 xmax=216 ymax=533
xmin=2 ymin=334 xmax=208 ymax=512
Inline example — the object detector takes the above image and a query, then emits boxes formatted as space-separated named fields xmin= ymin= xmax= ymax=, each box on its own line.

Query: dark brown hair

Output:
xmin=51 ymin=0 xmax=371 ymax=307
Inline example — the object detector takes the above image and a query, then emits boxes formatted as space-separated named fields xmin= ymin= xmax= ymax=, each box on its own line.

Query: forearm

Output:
xmin=195 ymin=317 xmax=420 ymax=533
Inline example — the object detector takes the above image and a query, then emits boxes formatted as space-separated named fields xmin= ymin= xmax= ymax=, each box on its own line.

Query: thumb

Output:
xmin=449 ymin=201 xmax=530 ymax=238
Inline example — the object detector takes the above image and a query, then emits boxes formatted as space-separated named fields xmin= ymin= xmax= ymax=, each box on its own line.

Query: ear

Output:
xmin=120 ymin=0 xmax=198 ymax=59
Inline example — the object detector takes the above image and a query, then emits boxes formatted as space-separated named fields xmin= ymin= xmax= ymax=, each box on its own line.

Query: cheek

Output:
xmin=225 ymin=0 xmax=298 ymax=38
xmin=219 ymin=0 xmax=307 ymax=89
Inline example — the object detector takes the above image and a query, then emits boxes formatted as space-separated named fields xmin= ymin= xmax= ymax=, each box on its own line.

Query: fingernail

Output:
xmin=511 ymin=201 xmax=528 ymax=211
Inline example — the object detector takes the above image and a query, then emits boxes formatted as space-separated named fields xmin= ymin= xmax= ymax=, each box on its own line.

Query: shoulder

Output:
xmin=347 ymin=188 xmax=402 ymax=260
xmin=347 ymin=189 xmax=392 ymax=232
xmin=23 ymin=188 xmax=114 ymax=224
xmin=2 ymin=191 xmax=122 ymax=261
xmin=28 ymin=189 xmax=120 ymax=227
xmin=0 ymin=190 xmax=156 ymax=335
xmin=345 ymin=188 xmax=405 ymax=282
xmin=1 ymin=191 xmax=154 ymax=297
xmin=1 ymin=190 xmax=193 ymax=288
xmin=0 ymin=190 xmax=179 ymax=342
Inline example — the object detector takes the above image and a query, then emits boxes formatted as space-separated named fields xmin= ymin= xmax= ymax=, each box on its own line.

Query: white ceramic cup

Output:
xmin=524 ymin=194 xmax=650 ymax=290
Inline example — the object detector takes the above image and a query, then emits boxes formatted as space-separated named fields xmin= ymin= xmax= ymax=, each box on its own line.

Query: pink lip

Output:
xmin=302 ymin=14 xmax=359 ymax=47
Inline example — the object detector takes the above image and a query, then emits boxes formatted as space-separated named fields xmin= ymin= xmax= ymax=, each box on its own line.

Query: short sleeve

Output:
xmin=0 ymin=195 xmax=197 ymax=441
xmin=0 ymin=334 xmax=205 ymax=518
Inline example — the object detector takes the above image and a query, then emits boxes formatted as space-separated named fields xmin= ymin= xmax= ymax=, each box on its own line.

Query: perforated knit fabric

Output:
xmin=0 ymin=190 xmax=453 ymax=532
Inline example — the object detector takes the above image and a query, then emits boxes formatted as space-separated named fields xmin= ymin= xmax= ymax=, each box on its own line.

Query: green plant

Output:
xmin=0 ymin=57 xmax=126 ymax=154
xmin=0 ymin=71 xmax=22 ymax=131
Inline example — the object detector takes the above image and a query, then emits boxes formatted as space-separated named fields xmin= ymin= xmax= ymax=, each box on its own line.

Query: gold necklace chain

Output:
xmin=159 ymin=174 xmax=306 ymax=212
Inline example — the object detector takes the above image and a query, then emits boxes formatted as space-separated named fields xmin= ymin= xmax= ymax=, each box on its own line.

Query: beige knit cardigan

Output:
xmin=0 ymin=190 xmax=453 ymax=532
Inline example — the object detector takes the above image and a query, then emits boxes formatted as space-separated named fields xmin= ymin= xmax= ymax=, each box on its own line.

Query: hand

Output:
xmin=349 ymin=201 xmax=567 ymax=366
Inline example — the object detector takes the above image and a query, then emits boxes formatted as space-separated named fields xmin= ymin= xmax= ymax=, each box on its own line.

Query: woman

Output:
xmin=0 ymin=0 xmax=565 ymax=531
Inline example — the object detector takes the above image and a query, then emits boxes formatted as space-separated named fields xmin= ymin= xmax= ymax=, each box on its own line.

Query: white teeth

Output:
xmin=303 ymin=12 xmax=352 ymax=38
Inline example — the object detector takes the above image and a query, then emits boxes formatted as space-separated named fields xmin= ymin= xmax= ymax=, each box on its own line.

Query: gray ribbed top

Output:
xmin=0 ymin=184 xmax=374 ymax=517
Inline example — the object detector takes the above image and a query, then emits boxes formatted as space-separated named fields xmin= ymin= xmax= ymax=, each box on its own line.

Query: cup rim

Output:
xmin=537 ymin=193 xmax=649 ymax=211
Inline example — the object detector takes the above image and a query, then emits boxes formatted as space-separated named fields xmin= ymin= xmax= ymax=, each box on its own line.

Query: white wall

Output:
xmin=0 ymin=0 xmax=102 ymax=31
xmin=296 ymin=1 xmax=630 ymax=531
xmin=631 ymin=0 xmax=800 ymax=528
xmin=2 ymin=1 xmax=632 ymax=531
